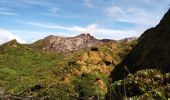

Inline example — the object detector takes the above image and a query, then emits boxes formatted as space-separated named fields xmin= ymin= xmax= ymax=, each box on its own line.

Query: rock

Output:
xmin=12 ymin=44 xmax=17 ymax=48
xmin=35 ymin=33 xmax=102 ymax=53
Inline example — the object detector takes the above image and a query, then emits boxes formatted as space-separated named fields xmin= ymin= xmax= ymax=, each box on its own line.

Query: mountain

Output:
xmin=0 ymin=33 xmax=136 ymax=99
xmin=111 ymin=8 xmax=170 ymax=81
xmin=1 ymin=7 xmax=170 ymax=100
xmin=32 ymin=33 xmax=102 ymax=53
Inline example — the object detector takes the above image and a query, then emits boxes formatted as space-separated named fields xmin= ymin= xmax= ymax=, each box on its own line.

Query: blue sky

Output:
xmin=0 ymin=0 xmax=170 ymax=44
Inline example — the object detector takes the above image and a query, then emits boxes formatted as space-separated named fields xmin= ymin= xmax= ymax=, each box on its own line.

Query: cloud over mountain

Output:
xmin=0 ymin=29 xmax=25 ymax=44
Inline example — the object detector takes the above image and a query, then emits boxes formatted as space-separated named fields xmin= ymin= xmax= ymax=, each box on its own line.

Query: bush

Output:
xmin=111 ymin=69 xmax=170 ymax=99
xmin=73 ymin=72 xmax=107 ymax=99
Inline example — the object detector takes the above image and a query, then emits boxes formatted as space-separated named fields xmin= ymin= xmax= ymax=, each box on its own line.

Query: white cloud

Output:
xmin=9 ymin=30 xmax=74 ymax=43
xmin=27 ymin=22 xmax=138 ymax=40
xmin=86 ymin=23 xmax=98 ymax=33
xmin=27 ymin=22 xmax=86 ymax=32
xmin=0 ymin=29 xmax=26 ymax=44
xmin=106 ymin=6 xmax=163 ymax=27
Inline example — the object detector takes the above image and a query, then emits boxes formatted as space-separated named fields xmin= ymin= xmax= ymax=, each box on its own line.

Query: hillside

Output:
xmin=1 ymin=0 xmax=170 ymax=100
xmin=109 ymin=9 xmax=170 ymax=99
xmin=111 ymin=8 xmax=170 ymax=81
xmin=0 ymin=35 xmax=136 ymax=99
xmin=1 ymin=8 xmax=170 ymax=100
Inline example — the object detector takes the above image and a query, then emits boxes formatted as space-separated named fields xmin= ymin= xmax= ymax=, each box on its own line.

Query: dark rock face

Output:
xmin=111 ymin=9 xmax=170 ymax=81
xmin=40 ymin=33 xmax=102 ymax=53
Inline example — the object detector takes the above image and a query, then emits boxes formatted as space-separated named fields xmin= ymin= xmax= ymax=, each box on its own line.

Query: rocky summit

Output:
xmin=37 ymin=33 xmax=102 ymax=53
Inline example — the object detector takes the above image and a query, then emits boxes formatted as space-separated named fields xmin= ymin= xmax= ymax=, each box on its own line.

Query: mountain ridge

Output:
xmin=33 ymin=33 xmax=102 ymax=53
xmin=1 ymin=33 xmax=137 ymax=54
xmin=111 ymin=8 xmax=170 ymax=81
xmin=1 ymin=8 xmax=170 ymax=99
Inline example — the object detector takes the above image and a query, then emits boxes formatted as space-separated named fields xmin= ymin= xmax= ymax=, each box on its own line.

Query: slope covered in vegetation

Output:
xmin=0 ymin=38 xmax=136 ymax=99
xmin=109 ymin=8 xmax=170 ymax=100
xmin=1 ymin=8 xmax=170 ymax=100
xmin=110 ymin=69 xmax=170 ymax=99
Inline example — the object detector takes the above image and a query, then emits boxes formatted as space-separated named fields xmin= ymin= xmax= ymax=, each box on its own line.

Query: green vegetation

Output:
xmin=1 ymin=7 xmax=170 ymax=100
xmin=0 ymin=39 xmax=135 ymax=99
xmin=111 ymin=69 xmax=170 ymax=99
xmin=1 ymin=34 xmax=169 ymax=100
xmin=73 ymin=72 xmax=108 ymax=99
xmin=0 ymin=40 xmax=68 ymax=98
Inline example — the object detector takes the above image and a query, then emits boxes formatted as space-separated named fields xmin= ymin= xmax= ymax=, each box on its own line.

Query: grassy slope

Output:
xmin=0 ymin=40 xmax=135 ymax=99
xmin=0 ymin=40 xmax=69 ymax=98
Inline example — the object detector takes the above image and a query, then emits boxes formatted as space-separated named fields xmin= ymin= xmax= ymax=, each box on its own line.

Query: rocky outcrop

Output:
xmin=111 ymin=8 xmax=170 ymax=81
xmin=39 ymin=33 xmax=102 ymax=53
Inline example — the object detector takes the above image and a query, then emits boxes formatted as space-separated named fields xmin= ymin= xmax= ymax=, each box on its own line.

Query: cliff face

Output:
xmin=33 ymin=33 xmax=102 ymax=53
xmin=111 ymin=9 xmax=170 ymax=81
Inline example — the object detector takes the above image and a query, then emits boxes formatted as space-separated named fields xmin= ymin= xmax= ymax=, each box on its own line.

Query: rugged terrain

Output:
xmin=0 ymin=34 xmax=136 ymax=99
xmin=32 ymin=33 xmax=102 ymax=53
xmin=0 ymin=8 xmax=170 ymax=100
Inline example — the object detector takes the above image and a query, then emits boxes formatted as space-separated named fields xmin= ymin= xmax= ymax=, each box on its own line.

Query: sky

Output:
xmin=0 ymin=0 xmax=170 ymax=44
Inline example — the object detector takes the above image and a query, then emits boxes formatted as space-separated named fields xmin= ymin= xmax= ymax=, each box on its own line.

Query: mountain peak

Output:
xmin=0 ymin=39 xmax=21 ymax=49
xmin=76 ymin=33 xmax=95 ymax=39
xmin=9 ymin=39 xmax=18 ymax=43
xmin=36 ymin=33 xmax=102 ymax=53
xmin=1 ymin=39 xmax=18 ymax=46
xmin=77 ymin=33 xmax=90 ymax=36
